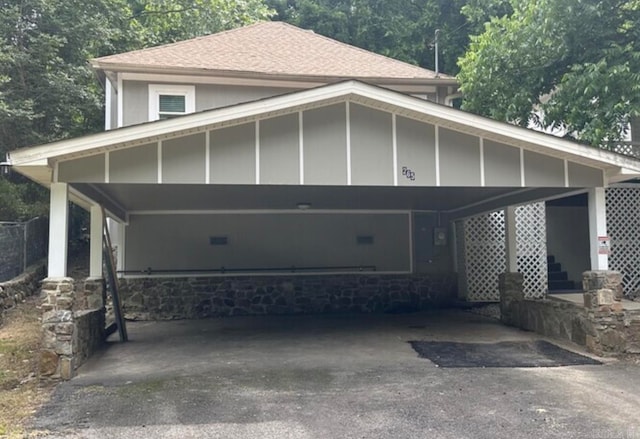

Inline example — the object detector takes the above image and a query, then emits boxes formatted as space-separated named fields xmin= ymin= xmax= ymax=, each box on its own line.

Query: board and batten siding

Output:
xmin=57 ymin=101 xmax=605 ymax=188
xmin=124 ymin=213 xmax=411 ymax=273
xmin=303 ymin=104 xmax=348 ymax=185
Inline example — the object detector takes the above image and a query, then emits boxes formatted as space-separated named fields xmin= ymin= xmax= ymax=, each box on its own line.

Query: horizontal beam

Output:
xmin=444 ymin=187 xmax=579 ymax=221
xmin=69 ymin=184 xmax=127 ymax=223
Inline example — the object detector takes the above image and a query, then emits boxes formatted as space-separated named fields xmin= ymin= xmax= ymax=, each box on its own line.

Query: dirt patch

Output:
xmin=0 ymin=296 xmax=54 ymax=438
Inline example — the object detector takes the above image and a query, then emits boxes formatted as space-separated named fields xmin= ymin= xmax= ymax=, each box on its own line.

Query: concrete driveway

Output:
xmin=32 ymin=311 xmax=640 ymax=438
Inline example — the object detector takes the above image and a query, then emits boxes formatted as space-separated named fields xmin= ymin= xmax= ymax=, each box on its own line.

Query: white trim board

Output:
xmin=128 ymin=209 xmax=413 ymax=216
xmin=121 ymin=270 xmax=412 ymax=279
xmin=110 ymin=72 xmax=449 ymax=91
xmin=148 ymin=84 xmax=195 ymax=122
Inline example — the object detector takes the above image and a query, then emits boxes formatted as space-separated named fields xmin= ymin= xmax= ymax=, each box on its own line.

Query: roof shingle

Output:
xmin=92 ymin=21 xmax=450 ymax=81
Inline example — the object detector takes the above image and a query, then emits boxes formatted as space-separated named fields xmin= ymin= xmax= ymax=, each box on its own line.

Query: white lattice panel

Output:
xmin=461 ymin=202 xmax=548 ymax=302
xmin=611 ymin=143 xmax=640 ymax=159
xmin=515 ymin=203 xmax=548 ymax=299
xmin=606 ymin=186 xmax=640 ymax=296
xmin=463 ymin=211 xmax=505 ymax=301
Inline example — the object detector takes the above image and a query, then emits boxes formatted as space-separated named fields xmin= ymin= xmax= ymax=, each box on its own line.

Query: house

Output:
xmin=6 ymin=21 xmax=640 ymax=378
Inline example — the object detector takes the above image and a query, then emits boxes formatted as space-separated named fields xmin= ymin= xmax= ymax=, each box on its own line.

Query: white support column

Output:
xmin=47 ymin=183 xmax=69 ymax=278
xmin=504 ymin=206 xmax=518 ymax=273
xmin=107 ymin=218 xmax=125 ymax=274
xmin=588 ymin=187 xmax=609 ymax=270
xmin=89 ymin=205 xmax=104 ymax=279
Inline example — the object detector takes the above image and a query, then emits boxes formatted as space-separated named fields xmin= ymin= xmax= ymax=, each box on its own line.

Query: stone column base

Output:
xmin=582 ymin=270 xmax=626 ymax=356
xmin=40 ymin=277 xmax=106 ymax=380
xmin=499 ymin=272 xmax=524 ymax=326
xmin=40 ymin=278 xmax=76 ymax=379
xmin=582 ymin=271 xmax=623 ymax=311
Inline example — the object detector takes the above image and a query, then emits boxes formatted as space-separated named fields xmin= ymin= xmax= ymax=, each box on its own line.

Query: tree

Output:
xmin=130 ymin=0 xmax=274 ymax=45
xmin=458 ymin=0 xmax=640 ymax=148
xmin=0 ymin=0 xmax=274 ymax=156
xmin=267 ymin=0 xmax=472 ymax=75
xmin=0 ymin=0 xmax=273 ymax=220
xmin=0 ymin=0 xmax=135 ymax=154
xmin=0 ymin=0 xmax=138 ymax=220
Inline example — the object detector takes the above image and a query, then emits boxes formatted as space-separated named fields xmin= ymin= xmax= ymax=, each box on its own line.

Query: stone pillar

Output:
xmin=76 ymin=277 xmax=106 ymax=311
xmin=40 ymin=278 xmax=76 ymax=380
xmin=40 ymin=277 xmax=107 ymax=380
xmin=74 ymin=278 xmax=106 ymax=367
xmin=582 ymin=270 xmax=625 ymax=355
xmin=499 ymin=272 xmax=524 ymax=326
xmin=582 ymin=271 xmax=623 ymax=311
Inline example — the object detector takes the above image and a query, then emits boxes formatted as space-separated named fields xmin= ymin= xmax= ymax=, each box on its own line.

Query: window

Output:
xmin=148 ymin=84 xmax=195 ymax=121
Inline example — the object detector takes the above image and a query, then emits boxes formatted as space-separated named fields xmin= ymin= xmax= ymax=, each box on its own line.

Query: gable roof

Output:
xmin=9 ymin=80 xmax=640 ymax=187
xmin=91 ymin=21 xmax=454 ymax=83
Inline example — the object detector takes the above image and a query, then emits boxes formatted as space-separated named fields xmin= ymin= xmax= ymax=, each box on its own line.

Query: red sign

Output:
xmin=598 ymin=236 xmax=610 ymax=255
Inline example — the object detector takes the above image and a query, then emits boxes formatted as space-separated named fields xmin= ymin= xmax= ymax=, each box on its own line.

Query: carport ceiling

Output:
xmin=74 ymin=183 xmax=579 ymax=216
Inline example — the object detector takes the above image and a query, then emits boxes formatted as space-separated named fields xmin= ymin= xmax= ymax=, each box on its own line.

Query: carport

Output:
xmin=7 ymin=80 xmax=640 ymax=378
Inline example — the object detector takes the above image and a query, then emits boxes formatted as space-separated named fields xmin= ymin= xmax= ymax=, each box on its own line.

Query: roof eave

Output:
xmin=90 ymin=61 xmax=458 ymax=86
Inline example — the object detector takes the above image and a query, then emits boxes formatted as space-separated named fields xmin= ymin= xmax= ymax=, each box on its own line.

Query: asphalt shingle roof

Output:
xmin=93 ymin=21 xmax=450 ymax=80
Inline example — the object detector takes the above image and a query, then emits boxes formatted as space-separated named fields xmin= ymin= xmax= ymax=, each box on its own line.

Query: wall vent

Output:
xmin=356 ymin=235 xmax=374 ymax=245
xmin=209 ymin=236 xmax=228 ymax=246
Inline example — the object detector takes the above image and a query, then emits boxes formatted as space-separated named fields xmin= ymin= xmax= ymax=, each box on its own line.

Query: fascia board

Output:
xmin=90 ymin=62 xmax=458 ymax=85
xmin=118 ymin=72 xmax=441 ymax=95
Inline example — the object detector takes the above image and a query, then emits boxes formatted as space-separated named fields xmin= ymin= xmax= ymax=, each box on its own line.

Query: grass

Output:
xmin=0 ymin=297 xmax=54 ymax=438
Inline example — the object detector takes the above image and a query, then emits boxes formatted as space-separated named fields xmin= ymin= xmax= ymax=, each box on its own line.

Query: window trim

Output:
xmin=148 ymin=84 xmax=195 ymax=121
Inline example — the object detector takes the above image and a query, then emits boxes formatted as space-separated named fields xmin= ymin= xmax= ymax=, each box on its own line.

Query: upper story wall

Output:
xmin=107 ymin=74 xmax=457 ymax=129
xmin=119 ymin=80 xmax=299 ymax=128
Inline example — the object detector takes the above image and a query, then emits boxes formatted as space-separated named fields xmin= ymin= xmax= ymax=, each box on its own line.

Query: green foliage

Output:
xmin=0 ymin=0 xmax=273 ymax=221
xmin=0 ymin=178 xmax=48 ymax=221
xmin=130 ymin=0 xmax=274 ymax=45
xmin=0 ymin=0 xmax=136 ymax=154
xmin=460 ymin=0 xmax=511 ymax=26
xmin=0 ymin=0 xmax=139 ymax=221
xmin=458 ymin=0 xmax=640 ymax=147
xmin=267 ymin=0 xmax=471 ymax=74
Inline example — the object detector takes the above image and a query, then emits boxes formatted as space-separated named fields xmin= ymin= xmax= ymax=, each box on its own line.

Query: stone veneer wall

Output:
xmin=500 ymin=271 xmax=640 ymax=356
xmin=0 ymin=263 xmax=46 ymax=327
xmin=120 ymin=274 xmax=457 ymax=321
xmin=40 ymin=278 xmax=106 ymax=380
xmin=74 ymin=308 xmax=106 ymax=367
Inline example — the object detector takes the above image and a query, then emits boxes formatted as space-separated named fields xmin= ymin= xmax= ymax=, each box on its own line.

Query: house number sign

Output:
xmin=402 ymin=166 xmax=416 ymax=181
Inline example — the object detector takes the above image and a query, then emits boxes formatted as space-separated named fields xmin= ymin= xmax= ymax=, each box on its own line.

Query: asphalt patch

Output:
xmin=409 ymin=340 xmax=602 ymax=368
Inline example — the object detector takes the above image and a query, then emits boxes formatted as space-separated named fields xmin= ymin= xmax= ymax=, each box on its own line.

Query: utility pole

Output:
xmin=434 ymin=29 xmax=441 ymax=77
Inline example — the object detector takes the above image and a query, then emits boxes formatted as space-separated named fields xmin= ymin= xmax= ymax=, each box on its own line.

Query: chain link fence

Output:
xmin=0 ymin=217 xmax=48 ymax=282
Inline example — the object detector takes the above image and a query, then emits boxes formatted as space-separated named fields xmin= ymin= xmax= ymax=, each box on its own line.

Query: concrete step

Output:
xmin=549 ymin=280 xmax=576 ymax=290
xmin=548 ymin=271 xmax=568 ymax=281
xmin=547 ymin=255 xmax=556 ymax=264
xmin=548 ymin=262 xmax=562 ymax=273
